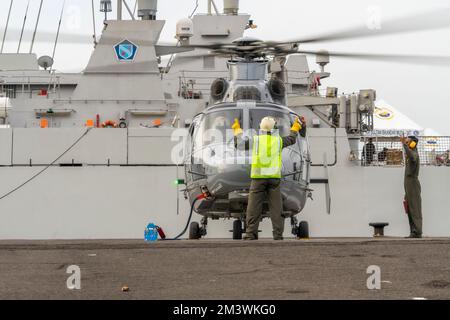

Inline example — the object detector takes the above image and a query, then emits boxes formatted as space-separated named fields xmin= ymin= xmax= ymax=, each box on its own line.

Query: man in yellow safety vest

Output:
xmin=232 ymin=115 xmax=306 ymax=240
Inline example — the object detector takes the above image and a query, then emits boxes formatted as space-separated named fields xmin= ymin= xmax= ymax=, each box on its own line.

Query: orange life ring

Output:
xmin=102 ymin=120 xmax=118 ymax=128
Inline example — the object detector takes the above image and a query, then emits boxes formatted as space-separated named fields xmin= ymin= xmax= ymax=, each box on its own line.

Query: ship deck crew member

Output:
xmin=362 ymin=138 xmax=376 ymax=166
xmin=401 ymin=135 xmax=423 ymax=238
xmin=232 ymin=116 xmax=307 ymax=240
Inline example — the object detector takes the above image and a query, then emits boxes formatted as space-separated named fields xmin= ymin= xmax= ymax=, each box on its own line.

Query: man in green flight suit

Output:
xmin=401 ymin=135 xmax=423 ymax=238
xmin=232 ymin=115 xmax=307 ymax=240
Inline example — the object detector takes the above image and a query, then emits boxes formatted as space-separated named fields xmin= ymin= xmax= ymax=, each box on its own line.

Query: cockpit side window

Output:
xmin=185 ymin=115 xmax=202 ymax=160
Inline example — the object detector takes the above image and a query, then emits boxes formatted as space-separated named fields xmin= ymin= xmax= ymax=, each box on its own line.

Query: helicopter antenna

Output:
xmin=1 ymin=0 xmax=14 ymax=54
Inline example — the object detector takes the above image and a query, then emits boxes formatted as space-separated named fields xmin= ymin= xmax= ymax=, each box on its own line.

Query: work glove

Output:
xmin=291 ymin=117 xmax=302 ymax=133
xmin=300 ymin=116 xmax=306 ymax=126
xmin=232 ymin=119 xmax=243 ymax=136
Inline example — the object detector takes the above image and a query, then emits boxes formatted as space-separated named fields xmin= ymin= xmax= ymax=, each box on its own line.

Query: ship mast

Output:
xmin=117 ymin=0 xmax=123 ymax=20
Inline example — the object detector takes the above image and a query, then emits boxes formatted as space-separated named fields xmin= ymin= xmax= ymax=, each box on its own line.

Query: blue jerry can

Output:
xmin=144 ymin=223 xmax=159 ymax=242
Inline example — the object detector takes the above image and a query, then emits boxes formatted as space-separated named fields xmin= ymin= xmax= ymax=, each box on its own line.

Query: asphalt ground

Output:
xmin=0 ymin=238 xmax=449 ymax=300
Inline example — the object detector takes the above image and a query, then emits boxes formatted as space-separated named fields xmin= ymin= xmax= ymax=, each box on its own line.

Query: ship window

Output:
xmin=203 ymin=56 xmax=215 ymax=69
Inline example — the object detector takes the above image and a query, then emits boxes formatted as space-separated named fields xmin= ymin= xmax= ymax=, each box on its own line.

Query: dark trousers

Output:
xmin=246 ymin=179 xmax=284 ymax=238
xmin=405 ymin=178 xmax=423 ymax=236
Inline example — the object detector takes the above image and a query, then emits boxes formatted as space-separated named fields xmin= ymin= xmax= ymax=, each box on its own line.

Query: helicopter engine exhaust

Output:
xmin=210 ymin=78 xmax=229 ymax=103
xmin=267 ymin=78 xmax=286 ymax=105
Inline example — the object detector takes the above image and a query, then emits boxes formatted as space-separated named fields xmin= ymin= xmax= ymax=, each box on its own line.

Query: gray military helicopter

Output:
xmin=4 ymin=2 xmax=448 ymax=241
xmin=175 ymin=5 xmax=450 ymax=239
xmin=182 ymin=37 xmax=312 ymax=240
xmin=179 ymin=25 xmax=450 ymax=240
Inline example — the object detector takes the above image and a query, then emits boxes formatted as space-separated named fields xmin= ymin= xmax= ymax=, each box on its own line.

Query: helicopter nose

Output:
xmin=205 ymin=164 xmax=252 ymax=196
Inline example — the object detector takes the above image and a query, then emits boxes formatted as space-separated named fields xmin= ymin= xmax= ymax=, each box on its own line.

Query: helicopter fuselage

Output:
xmin=184 ymin=102 xmax=310 ymax=220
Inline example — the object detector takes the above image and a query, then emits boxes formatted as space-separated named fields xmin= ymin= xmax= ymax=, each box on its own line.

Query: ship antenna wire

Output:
xmin=30 ymin=0 xmax=44 ymax=54
xmin=1 ymin=0 xmax=14 ymax=54
xmin=190 ymin=0 xmax=199 ymax=18
xmin=133 ymin=0 xmax=138 ymax=16
xmin=0 ymin=128 xmax=92 ymax=202
xmin=91 ymin=0 xmax=97 ymax=46
xmin=17 ymin=0 xmax=31 ymax=53
xmin=51 ymin=0 xmax=66 ymax=61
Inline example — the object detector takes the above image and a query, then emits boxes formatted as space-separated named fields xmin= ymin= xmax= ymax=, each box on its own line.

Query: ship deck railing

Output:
xmin=0 ymin=71 xmax=62 ymax=99
xmin=355 ymin=136 xmax=450 ymax=167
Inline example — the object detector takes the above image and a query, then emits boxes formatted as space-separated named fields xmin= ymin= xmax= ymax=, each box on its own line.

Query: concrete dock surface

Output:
xmin=0 ymin=238 xmax=449 ymax=300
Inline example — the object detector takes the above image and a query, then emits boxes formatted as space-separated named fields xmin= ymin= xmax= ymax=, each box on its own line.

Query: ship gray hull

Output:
xmin=1 ymin=128 xmax=449 ymax=239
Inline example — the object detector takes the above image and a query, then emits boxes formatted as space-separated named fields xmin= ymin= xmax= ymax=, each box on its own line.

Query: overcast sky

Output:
xmin=1 ymin=0 xmax=450 ymax=134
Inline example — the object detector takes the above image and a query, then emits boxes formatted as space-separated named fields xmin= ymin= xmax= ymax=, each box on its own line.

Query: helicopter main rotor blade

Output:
xmin=272 ymin=7 xmax=450 ymax=45
xmin=55 ymin=49 xmax=450 ymax=73
xmin=0 ymin=28 xmax=95 ymax=45
xmin=296 ymin=49 xmax=450 ymax=66
xmin=2 ymin=7 xmax=449 ymax=48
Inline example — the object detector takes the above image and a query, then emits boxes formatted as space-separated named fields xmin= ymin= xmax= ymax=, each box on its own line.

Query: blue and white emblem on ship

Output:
xmin=114 ymin=40 xmax=138 ymax=61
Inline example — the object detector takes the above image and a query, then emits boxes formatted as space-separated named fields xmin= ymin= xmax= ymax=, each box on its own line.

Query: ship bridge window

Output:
xmin=203 ymin=56 xmax=215 ymax=69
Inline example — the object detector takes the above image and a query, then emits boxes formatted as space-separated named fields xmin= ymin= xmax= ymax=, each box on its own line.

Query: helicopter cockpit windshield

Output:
xmin=190 ymin=108 xmax=244 ymax=170
xmin=249 ymin=109 xmax=292 ymax=136
xmin=194 ymin=109 xmax=242 ymax=148
xmin=188 ymin=104 xmax=308 ymax=182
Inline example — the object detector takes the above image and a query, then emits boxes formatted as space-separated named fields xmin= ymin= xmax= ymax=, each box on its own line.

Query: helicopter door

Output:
xmin=284 ymin=139 xmax=304 ymax=182
xmin=291 ymin=113 xmax=309 ymax=183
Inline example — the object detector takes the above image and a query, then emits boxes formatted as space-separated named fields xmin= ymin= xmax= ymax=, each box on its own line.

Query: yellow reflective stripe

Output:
xmin=255 ymin=136 xmax=259 ymax=155
xmin=277 ymin=136 xmax=281 ymax=153
xmin=251 ymin=134 xmax=283 ymax=179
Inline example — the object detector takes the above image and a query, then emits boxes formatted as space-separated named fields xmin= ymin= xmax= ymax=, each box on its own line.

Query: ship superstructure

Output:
xmin=0 ymin=0 xmax=449 ymax=239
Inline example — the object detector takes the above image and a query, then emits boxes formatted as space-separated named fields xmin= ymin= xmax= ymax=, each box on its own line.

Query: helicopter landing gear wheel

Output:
xmin=232 ymin=219 xmax=243 ymax=240
xmin=290 ymin=217 xmax=299 ymax=236
xmin=189 ymin=222 xmax=201 ymax=240
xmin=297 ymin=221 xmax=309 ymax=239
